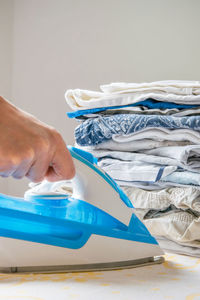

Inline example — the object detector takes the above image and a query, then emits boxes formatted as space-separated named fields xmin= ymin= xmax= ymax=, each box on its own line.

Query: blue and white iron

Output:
xmin=0 ymin=146 xmax=164 ymax=273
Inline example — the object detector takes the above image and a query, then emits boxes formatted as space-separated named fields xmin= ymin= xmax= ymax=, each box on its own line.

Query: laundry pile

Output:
xmin=65 ymin=80 xmax=200 ymax=256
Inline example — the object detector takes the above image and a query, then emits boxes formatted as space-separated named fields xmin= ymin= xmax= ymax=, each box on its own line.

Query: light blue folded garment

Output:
xmin=162 ymin=170 xmax=200 ymax=186
xmin=112 ymin=170 xmax=200 ymax=190
xmin=75 ymin=114 xmax=200 ymax=146
xmin=98 ymin=157 xmax=177 ymax=183
xmin=88 ymin=146 xmax=200 ymax=172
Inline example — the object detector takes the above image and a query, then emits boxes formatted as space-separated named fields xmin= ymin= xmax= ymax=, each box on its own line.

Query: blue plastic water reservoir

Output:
xmin=0 ymin=193 xmax=127 ymax=242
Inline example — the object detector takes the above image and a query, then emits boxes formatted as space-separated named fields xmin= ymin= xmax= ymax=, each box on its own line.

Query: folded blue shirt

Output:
xmin=67 ymin=99 xmax=199 ymax=118
xmin=75 ymin=114 xmax=200 ymax=146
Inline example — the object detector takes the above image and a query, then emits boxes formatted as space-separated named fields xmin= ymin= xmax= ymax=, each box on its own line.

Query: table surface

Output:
xmin=0 ymin=253 xmax=200 ymax=300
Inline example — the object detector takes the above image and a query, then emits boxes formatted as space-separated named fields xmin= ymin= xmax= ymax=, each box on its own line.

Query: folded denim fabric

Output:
xmin=75 ymin=114 xmax=200 ymax=146
xmin=67 ymin=98 xmax=199 ymax=118
xmin=122 ymin=186 xmax=200 ymax=212
xmin=66 ymin=80 xmax=200 ymax=110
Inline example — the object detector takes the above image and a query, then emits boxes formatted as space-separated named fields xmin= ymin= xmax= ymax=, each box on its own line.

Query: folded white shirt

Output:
xmin=101 ymin=80 xmax=200 ymax=95
xmin=122 ymin=186 xmax=200 ymax=212
xmin=142 ymin=145 xmax=200 ymax=171
xmin=65 ymin=80 xmax=200 ymax=110
xmin=156 ymin=236 xmax=200 ymax=257
xmin=87 ymin=148 xmax=200 ymax=172
xmin=134 ymin=207 xmax=200 ymax=249
xmin=77 ymin=139 xmax=191 ymax=152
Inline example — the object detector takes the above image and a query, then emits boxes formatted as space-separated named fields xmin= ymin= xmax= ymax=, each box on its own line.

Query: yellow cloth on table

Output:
xmin=0 ymin=253 xmax=200 ymax=300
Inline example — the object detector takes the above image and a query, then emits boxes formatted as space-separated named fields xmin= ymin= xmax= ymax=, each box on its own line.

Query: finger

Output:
xmin=26 ymin=157 xmax=50 ymax=183
xmin=0 ymin=161 xmax=18 ymax=178
xmin=12 ymin=158 xmax=33 ymax=179
xmin=45 ymin=147 xmax=75 ymax=182
xmin=0 ymin=169 xmax=16 ymax=178
xmin=45 ymin=166 xmax=62 ymax=182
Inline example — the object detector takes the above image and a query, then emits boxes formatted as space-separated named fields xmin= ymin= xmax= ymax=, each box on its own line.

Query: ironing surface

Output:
xmin=0 ymin=253 xmax=199 ymax=300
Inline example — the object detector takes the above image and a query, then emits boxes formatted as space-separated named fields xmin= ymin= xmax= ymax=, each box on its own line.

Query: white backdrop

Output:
xmin=0 ymin=0 xmax=13 ymax=193
xmin=0 ymin=0 xmax=200 ymax=196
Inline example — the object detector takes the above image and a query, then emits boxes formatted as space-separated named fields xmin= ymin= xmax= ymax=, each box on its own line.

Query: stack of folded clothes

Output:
xmin=66 ymin=80 xmax=200 ymax=256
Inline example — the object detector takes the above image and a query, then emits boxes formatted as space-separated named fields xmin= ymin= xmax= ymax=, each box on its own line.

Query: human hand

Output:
xmin=0 ymin=96 xmax=75 ymax=182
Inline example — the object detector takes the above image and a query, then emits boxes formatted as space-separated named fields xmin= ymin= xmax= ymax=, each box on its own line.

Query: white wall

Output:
xmin=0 ymin=0 xmax=14 ymax=193
xmin=0 ymin=0 xmax=13 ymax=98
xmin=0 ymin=0 xmax=200 ymax=196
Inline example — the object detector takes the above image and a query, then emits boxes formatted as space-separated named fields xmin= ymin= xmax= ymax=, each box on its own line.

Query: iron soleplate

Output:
xmin=0 ymin=256 xmax=164 ymax=274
